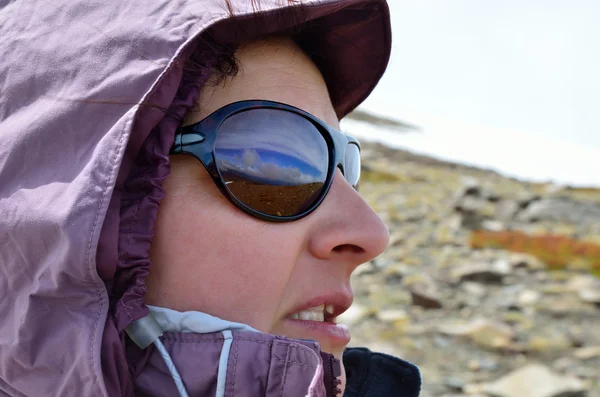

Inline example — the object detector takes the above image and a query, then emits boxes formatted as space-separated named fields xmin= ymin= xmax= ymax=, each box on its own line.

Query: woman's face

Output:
xmin=145 ymin=37 xmax=389 ymax=362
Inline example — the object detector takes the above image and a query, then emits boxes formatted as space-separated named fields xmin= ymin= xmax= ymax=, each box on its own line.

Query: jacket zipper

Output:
xmin=320 ymin=352 xmax=342 ymax=397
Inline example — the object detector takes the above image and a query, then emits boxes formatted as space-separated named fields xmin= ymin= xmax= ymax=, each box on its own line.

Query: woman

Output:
xmin=0 ymin=0 xmax=421 ymax=396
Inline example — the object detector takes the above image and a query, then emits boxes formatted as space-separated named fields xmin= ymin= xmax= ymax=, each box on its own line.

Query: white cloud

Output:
xmin=217 ymin=149 xmax=322 ymax=185
xmin=216 ymin=109 xmax=328 ymax=173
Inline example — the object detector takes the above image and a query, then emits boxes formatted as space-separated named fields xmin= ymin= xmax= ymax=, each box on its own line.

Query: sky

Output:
xmin=363 ymin=0 xmax=600 ymax=147
xmin=344 ymin=118 xmax=600 ymax=187
xmin=355 ymin=0 xmax=600 ymax=186
xmin=216 ymin=109 xmax=327 ymax=184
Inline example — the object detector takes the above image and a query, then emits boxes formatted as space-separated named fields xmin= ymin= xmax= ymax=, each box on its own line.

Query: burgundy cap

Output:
xmin=208 ymin=0 xmax=392 ymax=119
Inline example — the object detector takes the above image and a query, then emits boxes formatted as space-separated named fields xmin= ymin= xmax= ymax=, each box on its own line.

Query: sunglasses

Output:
xmin=170 ymin=100 xmax=361 ymax=222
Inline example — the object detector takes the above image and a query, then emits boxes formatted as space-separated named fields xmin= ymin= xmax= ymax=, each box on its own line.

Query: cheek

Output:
xmin=148 ymin=186 xmax=305 ymax=331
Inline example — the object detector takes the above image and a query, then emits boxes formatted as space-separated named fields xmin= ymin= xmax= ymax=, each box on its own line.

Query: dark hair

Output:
xmin=180 ymin=32 xmax=240 ymax=91
xmin=180 ymin=0 xmax=314 ymax=96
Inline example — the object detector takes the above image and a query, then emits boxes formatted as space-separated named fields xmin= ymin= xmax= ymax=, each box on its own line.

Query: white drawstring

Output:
xmin=153 ymin=338 xmax=190 ymax=397
xmin=216 ymin=330 xmax=233 ymax=397
xmin=131 ymin=306 xmax=260 ymax=397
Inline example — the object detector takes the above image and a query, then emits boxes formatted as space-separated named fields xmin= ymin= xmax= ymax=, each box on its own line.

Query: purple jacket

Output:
xmin=0 ymin=0 xmax=420 ymax=395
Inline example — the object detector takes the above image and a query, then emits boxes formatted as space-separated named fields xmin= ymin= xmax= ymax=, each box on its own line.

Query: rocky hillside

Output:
xmin=345 ymin=141 xmax=600 ymax=397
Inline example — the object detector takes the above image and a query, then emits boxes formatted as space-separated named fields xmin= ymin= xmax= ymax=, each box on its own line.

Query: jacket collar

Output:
xmin=343 ymin=347 xmax=421 ymax=397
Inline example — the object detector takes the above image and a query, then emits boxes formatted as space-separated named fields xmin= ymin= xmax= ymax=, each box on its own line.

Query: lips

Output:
xmin=281 ymin=292 xmax=354 ymax=350
xmin=287 ymin=293 xmax=353 ymax=322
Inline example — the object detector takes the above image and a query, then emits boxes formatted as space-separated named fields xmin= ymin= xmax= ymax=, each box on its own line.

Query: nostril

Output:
xmin=332 ymin=244 xmax=364 ymax=255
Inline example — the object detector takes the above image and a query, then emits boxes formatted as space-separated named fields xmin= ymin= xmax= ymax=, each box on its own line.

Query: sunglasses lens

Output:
xmin=214 ymin=109 xmax=329 ymax=217
xmin=344 ymin=143 xmax=361 ymax=188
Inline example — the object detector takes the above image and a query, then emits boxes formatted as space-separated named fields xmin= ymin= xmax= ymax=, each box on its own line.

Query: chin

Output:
xmin=325 ymin=344 xmax=346 ymax=361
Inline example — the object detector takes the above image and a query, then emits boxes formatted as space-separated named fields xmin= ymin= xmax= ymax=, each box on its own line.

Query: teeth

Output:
xmin=299 ymin=312 xmax=310 ymax=320
xmin=289 ymin=304 xmax=326 ymax=322
xmin=296 ymin=311 xmax=324 ymax=321
xmin=325 ymin=304 xmax=335 ymax=315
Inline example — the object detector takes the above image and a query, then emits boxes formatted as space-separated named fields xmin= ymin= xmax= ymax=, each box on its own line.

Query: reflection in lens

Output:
xmin=344 ymin=143 xmax=361 ymax=188
xmin=214 ymin=109 xmax=329 ymax=217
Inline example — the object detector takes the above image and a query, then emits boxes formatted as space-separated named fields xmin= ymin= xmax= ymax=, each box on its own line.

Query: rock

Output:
xmin=502 ymin=311 xmax=533 ymax=328
xmin=492 ymin=259 xmax=513 ymax=274
xmin=567 ymin=274 xmax=599 ymax=290
xmin=388 ymin=231 xmax=406 ymax=247
xmin=354 ymin=261 xmax=378 ymax=276
xmin=540 ymin=298 xmax=597 ymax=317
xmin=347 ymin=142 xmax=600 ymax=397
xmin=376 ymin=309 xmax=406 ymax=322
xmin=540 ymin=284 xmax=571 ymax=295
xmin=483 ymin=363 xmax=586 ymax=397
xmin=534 ymin=271 xmax=550 ymax=282
xmin=453 ymin=183 xmax=498 ymax=229
xmin=578 ymin=289 xmax=600 ymax=305
xmin=570 ymin=367 xmax=599 ymax=379
xmin=382 ymin=263 xmax=411 ymax=284
xmin=508 ymin=252 xmax=547 ymax=271
xmin=434 ymin=335 xmax=452 ymax=348
xmin=481 ymin=219 xmax=505 ymax=231
xmin=565 ymin=275 xmax=600 ymax=304
xmin=435 ymin=224 xmax=463 ymax=245
xmin=337 ymin=304 xmax=371 ymax=326
xmin=443 ymin=376 xmax=465 ymax=392
xmin=517 ymin=196 xmax=600 ymax=224
xmin=573 ymin=345 xmax=600 ymax=360
xmin=447 ymin=214 xmax=463 ymax=231
xmin=461 ymin=282 xmax=487 ymax=297
xmin=371 ymin=256 xmax=393 ymax=270
xmin=376 ymin=309 xmax=410 ymax=332
xmin=452 ymin=261 xmax=510 ymax=284
xmin=402 ymin=273 xmax=431 ymax=287
xmin=463 ymin=383 xmax=487 ymax=395
xmin=438 ymin=318 xmax=514 ymax=350
xmin=403 ymin=323 xmax=432 ymax=336
xmin=552 ymin=357 xmax=577 ymax=372
xmin=528 ymin=333 xmax=572 ymax=353
xmin=518 ymin=290 xmax=541 ymax=306
xmin=566 ymin=326 xmax=588 ymax=348
xmin=549 ymin=271 xmax=574 ymax=282
xmin=495 ymin=199 xmax=521 ymax=222
xmin=456 ymin=179 xmax=482 ymax=197
xmin=367 ymin=285 xmax=411 ymax=307
xmin=517 ymin=193 xmax=542 ymax=208
xmin=409 ymin=284 xmax=443 ymax=309
xmin=382 ymin=246 xmax=408 ymax=262
xmin=468 ymin=358 xmax=499 ymax=372
xmin=404 ymin=274 xmax=444 ymax=309
xmin=457 ymin=199 xmax=497 ymax=228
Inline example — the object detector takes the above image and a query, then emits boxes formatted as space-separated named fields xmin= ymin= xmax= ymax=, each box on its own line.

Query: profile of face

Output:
xmin=145 ymin=36 xmax=389 ymax=366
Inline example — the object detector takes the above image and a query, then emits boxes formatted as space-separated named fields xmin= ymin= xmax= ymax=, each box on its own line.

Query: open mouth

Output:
xmin=287 ymin=304 xmax=336 ymax=322
xmin=281 ymin=294 xmax=353 ymax=347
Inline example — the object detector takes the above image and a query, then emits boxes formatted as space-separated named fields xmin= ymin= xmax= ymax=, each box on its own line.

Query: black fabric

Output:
xmin=343 ymin=347 xmax=421 ymax=397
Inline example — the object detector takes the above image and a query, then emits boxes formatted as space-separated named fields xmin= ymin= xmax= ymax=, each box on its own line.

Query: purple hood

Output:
xmin=0 ymin=1 xmax=394 ymax=396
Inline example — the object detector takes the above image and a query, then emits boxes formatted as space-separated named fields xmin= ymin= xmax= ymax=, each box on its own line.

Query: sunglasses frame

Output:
xmin=170 ymin=99 xmax=360 ymax=222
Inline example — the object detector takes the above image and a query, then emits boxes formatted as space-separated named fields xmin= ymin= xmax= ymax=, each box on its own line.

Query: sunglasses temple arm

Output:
xmin=170 ymin=131 xmax=208 ymax=154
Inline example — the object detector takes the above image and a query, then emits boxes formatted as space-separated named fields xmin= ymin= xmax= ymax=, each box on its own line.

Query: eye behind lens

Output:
xmin=212 ymin=108 xmax=329 ymax=217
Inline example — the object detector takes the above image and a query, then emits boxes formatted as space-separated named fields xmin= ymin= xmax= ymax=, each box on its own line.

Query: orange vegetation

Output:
xmin=470 ymin=231 xmax=600 ymax=276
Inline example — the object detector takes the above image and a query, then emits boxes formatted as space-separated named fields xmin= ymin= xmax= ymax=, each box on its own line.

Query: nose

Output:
xmin=307 ymin=169 xmax=390 ymax=269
